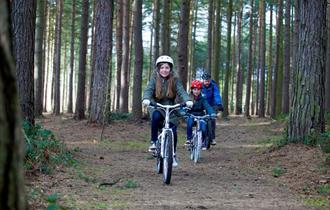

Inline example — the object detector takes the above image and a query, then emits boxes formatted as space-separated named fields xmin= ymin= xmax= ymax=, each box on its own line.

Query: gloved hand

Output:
xmin=142 ymin=99 xmax=150 ymax=107
xmin=186 ymin=101 xmax=193 ymax=108
xmin=217 ymin=104 xmax=224 ymax=112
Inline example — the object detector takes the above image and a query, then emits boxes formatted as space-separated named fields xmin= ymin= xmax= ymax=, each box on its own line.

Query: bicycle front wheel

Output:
xmin=162 ymin=131 xmax=173 ymax=184
xmin=156 ymin=140 xmax=163 ymax=174
xmin=194 ymin=131 xmax=202 ymax=163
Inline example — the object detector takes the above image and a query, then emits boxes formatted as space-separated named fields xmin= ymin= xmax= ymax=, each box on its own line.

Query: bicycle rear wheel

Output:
xmin=162 ymin=131 xmax=173 ymax=184
xmin=205 ymin=120 xmax=212 ymax=149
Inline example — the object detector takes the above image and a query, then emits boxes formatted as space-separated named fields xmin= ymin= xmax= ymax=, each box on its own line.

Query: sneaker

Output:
xmin=202 ymin=146 xmax=207 ymax=151
xmin=211 ymin=139 xmax=216 ymax=145
xmin=172 ymin=155 xmax=178 ymax=167
xmin=185 ymin=140 xmax=191 ymax=145
xmin=148 ymin=142 xmax=156 ymax=152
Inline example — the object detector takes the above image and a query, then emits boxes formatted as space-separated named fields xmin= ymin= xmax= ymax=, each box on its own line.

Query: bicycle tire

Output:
xmin=190 ymin=134 xmax=197 ymax=161
xmin=194 ymin=131 xmax=202 ymax=163
xmin=162 ymin=131 xmax=173 ymax=184
xmin=206 ymin=120 xmax=212 ymax=149
xmin=156 ymin=140 xmax=163 ymax=174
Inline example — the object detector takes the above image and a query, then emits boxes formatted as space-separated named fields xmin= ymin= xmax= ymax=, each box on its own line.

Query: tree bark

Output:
xmin=161 ymin=0 xmax=171 ymax=54
xmin=258 ymin=0 xmax=266 ymax=117
xmin=177 ymin=0 xmax=191 ymax=89
xmin=53 ymin=0 xmax=63 ymax=115
xmin=119 ymin=0 xmax=130 ymax=113
xmin=132 ymin=0 xmax=143 ymax=119
xmin=11 ymin=0 xmax=37 ymax=124
xmin=35 ymin=0 xmax=46 ymax=117
xmin=67 ymin=0 xmax=76 ymax=114
xmin=0 ymin=1 xmax=26 ymax=208
xmin=74 ymin=0 xmax=89 ymax=119
xmin=288 ymin=0 xmax=326 ymax=141
xmin=282 ymin=0 xmax=291 ymax=114
xmin=245 ymin=0 xmax=254 ymax=118
xmin=90 ymin=0 xmax=113 ymax=123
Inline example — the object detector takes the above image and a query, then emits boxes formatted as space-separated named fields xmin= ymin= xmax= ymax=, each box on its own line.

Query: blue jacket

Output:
xmin=201 ymin=80 xmax=222 ymax=107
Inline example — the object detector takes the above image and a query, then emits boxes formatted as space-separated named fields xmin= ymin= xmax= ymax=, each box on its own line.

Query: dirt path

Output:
xmin=30 ymin=115 xmax=320 ymax=210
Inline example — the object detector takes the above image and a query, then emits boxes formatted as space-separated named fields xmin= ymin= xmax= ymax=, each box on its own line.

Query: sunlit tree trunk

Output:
xmin=288 ymin=0 xmax=326 ymax=141
xmin=11 ymin=0 xmax=37 ymax=124
xmin=75 ymin=0 xmax=89 ymax=119
xmin=0 ymin=1 xmax=26 ymax=208
xmin=152 ymin=0 xmax=160 ymax=66
xmin=213 ymin=0 xmax=221 ymax=84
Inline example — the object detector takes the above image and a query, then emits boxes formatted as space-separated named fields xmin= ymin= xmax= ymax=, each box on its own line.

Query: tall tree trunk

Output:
xmin=132 ymin=0 xmax=143 ymax=119
xmin=282 ymin=0 xmax=291 ymax=114
xmin=271 ymin=0 xmax=283 ymax=118
xmin=90 ymin=0 xmax=113 ymax=123
xmin=288 ymin=0 xmax=326 ymax=141
xmin=207 ymin=0 xmax=213 ymax=73
xmin=213 ymin=0 xmax=221 ymax=84
xmin=88 ymin=0 xmax=96 ymax=114
xmin=67 ymin=0 xmax=76 ymax=114
xmin=177 ymin=0 xmax=191 ymax=89
xmin=325 ymin=0 xmax=330 ymax=111
xmin=152 ymin=0 xmax=160 ymax=66
xmin=258 ymin=0 xmax=266 ymax=117
xmin=116 ymin=0 xmax=123 ymax=111
xmin=0 ymin=1 xmax=26 ymax=208
xmin=119 ymin=0 xmax=130 ymax=113
xmin=161 ymin=0 xmax=171 ymax=54
xmin=35 ymin=0 xmax=46 ymax=117
xmin=53 ymin=0 xmax=63 ymax=115
xmin=223 ymin=0 xmax=232 ymax=118
xmin=245 ymin=0 xmax=254 ymax=118
xmin=74 ymin=0 xmax=89 ymax=119
xmin=267 ymin=3 xmax=273 ymax=116
xmin=235 ymin=1 xmax=243 ymax=115
xmin=11 ymin=0 xmax=37 ymax=124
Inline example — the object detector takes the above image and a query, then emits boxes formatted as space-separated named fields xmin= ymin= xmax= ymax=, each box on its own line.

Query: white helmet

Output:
xmin=155 ymin=55 xmax=174 ymax=68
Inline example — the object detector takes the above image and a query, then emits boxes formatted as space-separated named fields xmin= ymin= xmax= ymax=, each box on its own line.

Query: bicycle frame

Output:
xmin=186 ymin=113 xmax=214 ymax=163
xmin=149 ymin=102 xmax=185 ymax=184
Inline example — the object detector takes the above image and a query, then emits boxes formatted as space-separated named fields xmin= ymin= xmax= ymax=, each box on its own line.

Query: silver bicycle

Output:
xmin=149 ymin=102 xmax=186 ymax=184
xmin=186 ymin=113 xmax=215 ymax=163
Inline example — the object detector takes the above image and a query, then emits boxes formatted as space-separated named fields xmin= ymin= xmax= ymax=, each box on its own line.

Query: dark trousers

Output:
xmin=151 ymin=110 xmax=178 ymax=153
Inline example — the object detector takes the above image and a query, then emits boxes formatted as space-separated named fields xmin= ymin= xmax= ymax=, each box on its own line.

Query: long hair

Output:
xmin=155 ymin=72 xmax=176 ymax=100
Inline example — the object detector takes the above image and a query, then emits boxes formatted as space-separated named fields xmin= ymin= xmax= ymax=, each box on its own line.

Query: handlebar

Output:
xmin=149 ymin=102 xmax=186 ymax=109
xmin=185 ymin=113 xmax=217 ymax=120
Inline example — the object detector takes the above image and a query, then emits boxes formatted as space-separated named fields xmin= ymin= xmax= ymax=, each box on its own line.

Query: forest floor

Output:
xmin=27 ymin=114 xmax=330 ymax=210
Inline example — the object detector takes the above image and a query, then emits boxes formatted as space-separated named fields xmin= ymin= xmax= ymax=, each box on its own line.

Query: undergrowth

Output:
xmin=23 ymin=121 xmax=75 ymax=174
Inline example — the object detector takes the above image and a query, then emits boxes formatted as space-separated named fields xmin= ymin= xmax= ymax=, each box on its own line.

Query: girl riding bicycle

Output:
xmin=142 ymin=55 xmax=193 ymax=167
xmin=186 ymin=80 xmax=216 ymax=150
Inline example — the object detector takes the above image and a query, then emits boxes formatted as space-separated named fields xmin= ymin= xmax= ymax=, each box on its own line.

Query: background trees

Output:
xmin=5 ymin=0 xmax=329 ymax=142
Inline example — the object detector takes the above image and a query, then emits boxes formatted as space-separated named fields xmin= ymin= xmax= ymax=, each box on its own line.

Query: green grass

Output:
xmin=257 ymin=135 xmax=287 ymax=147
xmin=304 ymin=196 xmax=330 ymax=209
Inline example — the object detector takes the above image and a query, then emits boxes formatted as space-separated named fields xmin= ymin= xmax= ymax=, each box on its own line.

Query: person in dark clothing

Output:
xmin=201 ymin=73 xmax=223 ymax=145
